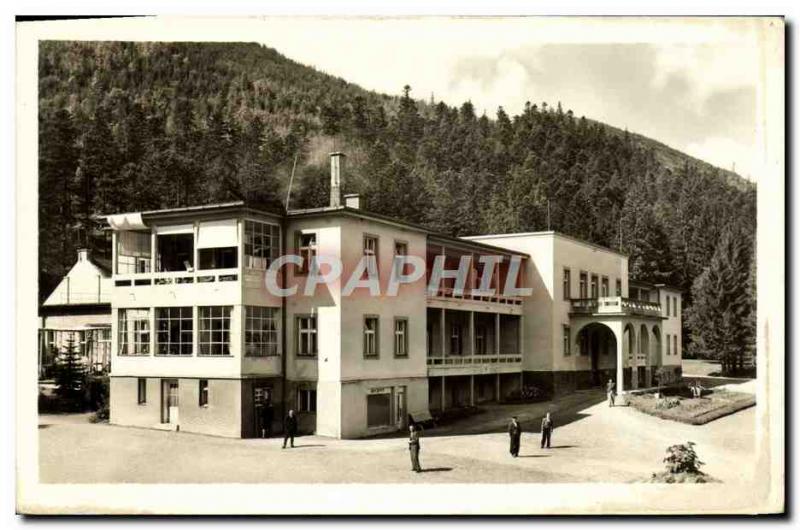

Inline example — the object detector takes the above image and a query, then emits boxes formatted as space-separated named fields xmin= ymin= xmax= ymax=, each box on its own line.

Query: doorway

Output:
xmin=394 ymin=386 xmax=407 ymax=430
xmin=161 ymin=379 xmax=179 ymax=424
xmin=253 ymin=385 xmax=273 ymax=436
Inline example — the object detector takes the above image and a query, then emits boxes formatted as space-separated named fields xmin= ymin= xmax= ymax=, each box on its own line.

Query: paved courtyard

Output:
xmin=39 ymin=383 xmax=756 ymax=484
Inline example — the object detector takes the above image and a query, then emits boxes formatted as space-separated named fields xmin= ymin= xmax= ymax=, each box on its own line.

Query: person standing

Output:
xmin=607 ymin=379 xmax=616 ymax=407
xmin=283 ymin=409 xmax=298 ymax=449
xmin=261 ymin=398 xmax=275 ymax=438
xmin=408 ymin=424 xmax=422 ymax=472
xmin=540 ymin=412 xmax=554 ymax=449
xmin=508 ymin=416 xmax=522 ymax=457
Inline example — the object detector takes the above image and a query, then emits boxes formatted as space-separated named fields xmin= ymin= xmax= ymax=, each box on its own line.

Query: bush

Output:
xmin=90 ymin=403 xmax=110 ymax=423
xmin=655 ymin=397 xmax=681 ymax=410
xmin=504 ymin=385 xmax=549 ymax=403
xmin=664 ymin=441 xmax=704 ymax=474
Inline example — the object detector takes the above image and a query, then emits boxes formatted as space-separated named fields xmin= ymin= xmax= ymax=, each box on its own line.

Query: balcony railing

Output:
xmin=570 ymin=296 xmax=662 ymax=317
xmin=113 ymin=269 xmax=239 ymax=287
xmin=427 ymin=286 xmax=523 ymax=306
xmin=427 ymin=353 xmax=523 ymax=367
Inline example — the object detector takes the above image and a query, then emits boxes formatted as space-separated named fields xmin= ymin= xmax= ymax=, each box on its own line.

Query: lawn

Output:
xmin=627 ymin=389 xmax=755 ymax=425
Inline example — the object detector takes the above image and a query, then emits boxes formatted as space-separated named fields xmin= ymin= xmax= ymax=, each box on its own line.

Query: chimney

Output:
xmin=329 ymin=152 xmax=345 ymax=208
xmin=77 ymin=248 xmax=90 ymax=262
xmin=344 ymin=193 xmax=361 ymax=209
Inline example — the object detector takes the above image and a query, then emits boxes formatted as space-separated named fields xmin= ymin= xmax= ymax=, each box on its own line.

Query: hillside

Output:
xmin=37 ymin=40 xmax=756 ymax=355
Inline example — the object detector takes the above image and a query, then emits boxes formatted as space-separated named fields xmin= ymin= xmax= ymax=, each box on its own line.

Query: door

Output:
xmin=161 ymin=379 xmax=179 ymax=424
xmin=253 ymin=385 xmax=272 ymax=435
xmin=394 ymin=387 xmax=406 ymax=430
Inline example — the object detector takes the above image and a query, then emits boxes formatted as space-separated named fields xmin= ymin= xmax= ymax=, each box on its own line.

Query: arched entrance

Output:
xmin=576 ymin=323 xmax=617 ymax=387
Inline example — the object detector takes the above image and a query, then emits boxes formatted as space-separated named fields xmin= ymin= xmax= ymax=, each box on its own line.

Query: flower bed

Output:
xmin=628 ymin=389 xmax=755 ymax=425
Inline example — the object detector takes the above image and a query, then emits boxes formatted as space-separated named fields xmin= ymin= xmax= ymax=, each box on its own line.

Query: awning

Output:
xmin=197 ymin=219 xmax=238 ymax=249
xmin=106 ymin=213 xmax=147 ymax=231
xmin=155 ymin=224 xmax=194 ymax=236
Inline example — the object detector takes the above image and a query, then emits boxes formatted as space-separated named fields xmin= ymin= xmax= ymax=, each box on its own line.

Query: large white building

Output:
xmin=104 ymin=153 xmax=682 ymax=439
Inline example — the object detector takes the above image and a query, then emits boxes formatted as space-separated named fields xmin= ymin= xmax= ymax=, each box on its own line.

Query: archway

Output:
xmin=576 ymin=323 xmax=618 ymax=388
xmin=651 ymin=325 xmax=662 ymax=365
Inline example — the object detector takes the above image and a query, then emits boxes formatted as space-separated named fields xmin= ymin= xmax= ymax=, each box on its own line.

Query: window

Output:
xmin=450 ymin=323 xmax=462 ymax=356
xmin=394 ymin=318 xmax=408 ymax=357
xmin=296 ymin=315 xmax=317 ymax=357
xmin=601 ymin=276 xmax=609 ymax=297
xmin=155 ymin=307 xmax=193 ymax=356
xmin=364 ymin=316 xmax=379 ymax=358
xmin=137 ymin=378 xmax=147 ymax=404
xmin=363 ymin=235 xmax=379 ymax=277
xmin=118 ymin=308 xmax=150 ymax=355
xmin=199 ymin=380 xmax=209 ymax=407
xmin=579 ymin=272 xmax=588 ymax=298
xmin=666 ymin=334 xmax=671 ymax=355
xmin=562 ymin=268 xmax=571 ymax=300
xmin=245 ymin=306 xmax=279 ymax=356
xmin=394 ymin=240 xmax=409 ymax=277
xmin=198 ymin=247 xmax=237 ymax=270
xmin=563 ymin=326 xmax=571 ymax=356
xmin=297 ymin=388 xmax=317 ymax=413
xmin=579 ymin=333 xmax=589 ymax=356
xmin=590 ymin=274 xmax=599 ymax=298
xmin=367 ymin=392 xmax=391 ymax=427
xmin=666 ymin=296 xmax=671 ymax=316
xmin=157 ymin=233 xmax=194 ymax=272
xmin=674 ymin=297 xmax=679 ymax=317
xmin=673 ymin=335 xmax=678 ymax=356
xmin=116 ymin=231 xmax=151 ymax=274
xmin=198 ymin=306 xmax=232 ymax=356
xmin=296 ymin=232 xmax=317 ymax=275
xmin=244 ymin=220 xmax=280 ymax=269
xmin=615 ymin=279 xmax=622 ymax=296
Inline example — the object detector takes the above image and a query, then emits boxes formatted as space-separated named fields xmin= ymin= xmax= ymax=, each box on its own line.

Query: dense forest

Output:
xmin=38 ymin=41 xmax=757 ymax=364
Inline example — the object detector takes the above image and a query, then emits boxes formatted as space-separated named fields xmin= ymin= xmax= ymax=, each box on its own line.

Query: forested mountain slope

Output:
xmin=37 ymin=41 xmax=756 ymax=358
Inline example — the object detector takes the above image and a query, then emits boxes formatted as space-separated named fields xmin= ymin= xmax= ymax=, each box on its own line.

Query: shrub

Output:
xmin=663 ymin=441 xmax=704 ymax=474
xmin=90 ymin=403 xmax=110 ymax=423
xmin=655 ymin=397 xmax=681 ymax=410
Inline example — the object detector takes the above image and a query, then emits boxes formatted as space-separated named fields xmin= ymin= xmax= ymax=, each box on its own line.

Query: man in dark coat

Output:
xmin=283 ymin=409 xmax=298 ymax=449
xmin=540 ymin=412 xmax=554 ymax=449
xmin=408 ymin=424 xmax=422 ymax=472
xmin=261 ymin=399 xmax=275 ymax=438
xmin=508 ymin=416 xmax=521 ymax=457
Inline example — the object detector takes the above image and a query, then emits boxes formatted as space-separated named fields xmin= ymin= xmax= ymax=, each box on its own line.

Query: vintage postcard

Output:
xmin=15 ymin=16 xmax=784 ymax=515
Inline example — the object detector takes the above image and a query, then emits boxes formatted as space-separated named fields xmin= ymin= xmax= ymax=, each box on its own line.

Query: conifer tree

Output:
xmin=55 ymin=334 xmax=87 ymax=411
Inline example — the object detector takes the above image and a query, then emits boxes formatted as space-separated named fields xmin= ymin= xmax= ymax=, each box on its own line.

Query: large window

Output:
xmin=666 ymin=334 xmax=671 ymax=355
xmin=674 ymin=297 xmax=679 ymax=317
xmin=563 ymin=326 xmax=571 ymax=356
xmin=199 ymin=306 xmax=232 ymax=356
xmin=475 ymin=325 xmax=486 ymax=355
xmin=394 ymin=318 xmax=408 ymax=357
xmin=296 ymin=315 xmax=317 ymax=357
xmin=563 ymin=268 xmax=571 ymax=300
xmin=156 ymin=307 xmax=193 ymax=356
xmin=601 ymin=276 xmax=609 ymax=297
xmin=118 ymin=308 xmax=150 ymax=355
xmin=579 ymin=272 xmax=588 ymax=298
xmin=297 ymin=388 xmax=317 ymax=413
xmin=245 ymin=306 xmax=280 ymax=356
xmin=666 ymin=296 xmax=671 ymax=316
xmin=363 ymin=235 xmax=379 ymax=277
xmin=244 ymin=220 xmax=280 ymax=269
xmin=394 ymin=240 xmax=409 ymax=277
xmin=364 ymin=316 xmax=379 ymax=358
xmin=117 ymin=231 xmax=151 ymax=274
xmin=367 ymin=391 xmax=392 ymax=428
xmin=199 ymin=247 xmax=237 ymax=270
xmin=673 ymin=335 xmax=678 ymax=356
xmin=590 ymin=274 xmax=599 ymax=298
xmin=450 ymin=323 xmax=462 ymax=356
xmin=615 ymin=279 xmax=622 ymax=296
xmin=157 ymin=234 xmax=194 ymax=272
xmin=296 ymin=232 xmax=317 ymax=275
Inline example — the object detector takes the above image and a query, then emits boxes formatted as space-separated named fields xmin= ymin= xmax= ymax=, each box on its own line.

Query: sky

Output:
xmin=242 ymin=17 xmax=768 ymax=181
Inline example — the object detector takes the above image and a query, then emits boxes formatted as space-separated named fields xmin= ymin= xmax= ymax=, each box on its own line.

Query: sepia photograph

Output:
xmin=12 ymin=14 xmax=785 ymax=515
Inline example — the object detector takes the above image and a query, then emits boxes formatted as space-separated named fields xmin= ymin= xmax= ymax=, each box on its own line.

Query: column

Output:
xmin=495 ymin=372 xmax=501 ymax=401
xmin=441 ymin=376 xmax=446 ymax=411
xmin=470 ymin=375 xmax=475 ymax=406
xmin=440 ymin=308 xmax=447 ymax=357
xmin=517 ymin=315 xmax=524 ymax=356
xmin=495 ymin=313 xmax=501 ymax=355
xmin=616 ymin=329 xmax=625 ymax=394
xmin=468 ymin=311 xmax=475 ymax=356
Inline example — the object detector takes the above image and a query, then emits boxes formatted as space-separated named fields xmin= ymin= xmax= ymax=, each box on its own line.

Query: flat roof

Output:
xmin=463 ymin=230 xmax=628 ymax=258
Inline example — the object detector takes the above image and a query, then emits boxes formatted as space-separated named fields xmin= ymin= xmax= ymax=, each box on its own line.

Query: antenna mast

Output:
xmin=285 ymin=152 xmax=299 ymax=211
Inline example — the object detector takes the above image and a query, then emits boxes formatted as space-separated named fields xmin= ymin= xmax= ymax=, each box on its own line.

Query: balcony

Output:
xmin=113 ymin=269 xmax=239 ymax=287
xmin=427 ymin=354 xmax=523 ymax=377
xmin=570 ymin=296 xmax=662 ymax=317
xmin=427 ymin=286 xmax=523 ymax=307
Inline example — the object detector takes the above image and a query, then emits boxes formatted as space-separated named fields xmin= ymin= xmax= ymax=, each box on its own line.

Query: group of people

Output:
xmin=408 ymin=411 xmax=557 ymax=471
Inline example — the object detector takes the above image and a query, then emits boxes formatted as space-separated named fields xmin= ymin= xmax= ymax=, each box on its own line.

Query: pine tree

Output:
xmin=55 ymin=334 xmax=87 ymax=411
xmin=686 ymin=223 xmax=755 ymax=374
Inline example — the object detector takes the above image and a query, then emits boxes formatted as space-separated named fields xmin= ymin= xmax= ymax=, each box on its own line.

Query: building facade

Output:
xmin=103 ymin=154 xmax=682 ymax=438
xmin=39 ymin=248 xmax=112 ymax=378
